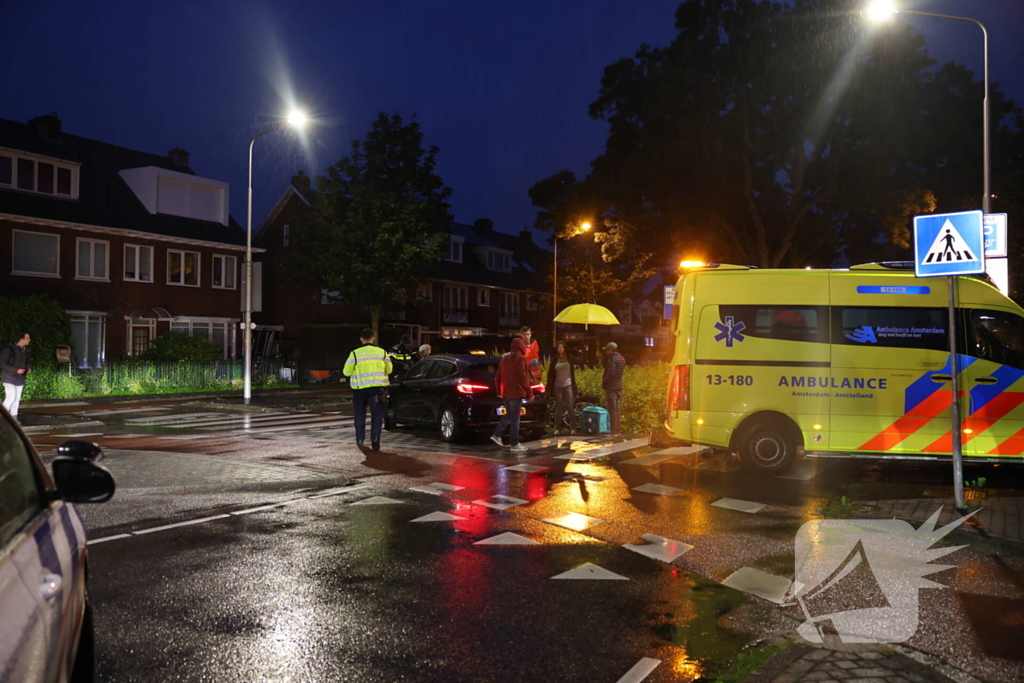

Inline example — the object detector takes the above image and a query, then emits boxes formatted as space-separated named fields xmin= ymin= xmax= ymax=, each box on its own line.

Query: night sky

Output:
xmin=4 ymin=1 xmax=1023 ymax=241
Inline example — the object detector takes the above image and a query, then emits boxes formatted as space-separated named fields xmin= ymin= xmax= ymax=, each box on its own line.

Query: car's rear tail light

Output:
xmin=531 ymin=383 xmax=546 ymax=394
xmin=456 ymin=383 xmax=491 ymax=394
xmin=668 ymin=365 xmax=690 ymax=413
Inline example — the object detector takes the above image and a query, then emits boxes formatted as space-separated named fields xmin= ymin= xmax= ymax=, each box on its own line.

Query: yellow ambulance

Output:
xmin=662 ymin=262 xmax=1024 ymax=474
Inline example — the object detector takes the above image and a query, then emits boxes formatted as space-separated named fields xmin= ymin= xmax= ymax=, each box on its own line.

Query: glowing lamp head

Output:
xmin=865 ymin=0 xmax=897 ymax=22
xmin=286 ymin=110 xmax=308 ymax=128
xmin=580 ymin=222 xmax=592 ymax=232
xmin=679 ymin=260 xmax=706 ymax=269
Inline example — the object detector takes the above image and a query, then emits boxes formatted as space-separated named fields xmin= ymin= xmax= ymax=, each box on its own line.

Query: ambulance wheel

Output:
xmin=737 ymin=420 xmax=799 ymax=474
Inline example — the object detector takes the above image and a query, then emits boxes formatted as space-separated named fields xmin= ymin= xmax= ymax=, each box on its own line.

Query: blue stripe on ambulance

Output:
xmin=903 ymin=355 xmax=975 ymax=413
xmin=967 ymin=364 xmax=1024 ymax=414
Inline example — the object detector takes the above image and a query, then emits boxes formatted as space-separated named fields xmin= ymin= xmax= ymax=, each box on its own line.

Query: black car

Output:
xmin=384 ymin=353 xmax=548 ymax=442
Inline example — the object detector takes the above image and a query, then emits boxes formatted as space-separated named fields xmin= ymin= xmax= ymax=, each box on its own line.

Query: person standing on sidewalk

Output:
xmin=546 ymin=340 xmax=579 ymax=436
xmin=343 ymin=328 xmax=392 ymax=451
xmin=602 ymin=342 xmax=625 ymax=437
xmin=1 ymin=332 xmax=32 ymax=421
xmin=490 ymin=337 xmax=534 ymax=454
xmin=519 ymin=326 xmax=543 ymax=384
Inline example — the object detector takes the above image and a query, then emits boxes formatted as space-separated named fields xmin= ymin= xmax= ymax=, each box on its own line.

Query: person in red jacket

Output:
xmin=490 ymin=337 xmax=534 ymax=454
xmin=520 ymin=326 xmax=543 ymax=384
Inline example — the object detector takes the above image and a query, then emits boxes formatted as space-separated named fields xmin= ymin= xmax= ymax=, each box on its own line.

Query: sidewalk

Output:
xmin=751 ymin=643 xmax=977 ymax=683
xmin=858 ymin=492 xmax=1024 ymax=549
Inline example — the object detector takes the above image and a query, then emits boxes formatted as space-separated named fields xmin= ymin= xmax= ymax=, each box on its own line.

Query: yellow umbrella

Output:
xmin=554 ymin=303 xmax=621 ymax=328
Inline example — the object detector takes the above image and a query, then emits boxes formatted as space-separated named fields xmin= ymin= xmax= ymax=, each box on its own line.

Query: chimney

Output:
xmin=168 ymin=148 xmax=190 ymax=167
xmin=29 ymin=113 xmax=62 ymax=142
xmin=292 ymin=170 xmax=311 ymax=194
xmin=473 ymin=218 xmax=494 ymax=234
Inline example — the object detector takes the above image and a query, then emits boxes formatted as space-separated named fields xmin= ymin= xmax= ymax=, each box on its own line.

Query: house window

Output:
xmin=486 ymin=251 xmax=511 ymax=272
xmin=500 ymin=292 xmax=520 ymax=321
xmin=444 ymin=285 xmax=468 ymax=310
xmin=169 ymin=318 xmax=236 ymax=359
xmin=416 ymin=282 xmax=432 ymax=301
xmin=477 ymin=288 xmax=490 ymax=307
xmin=68 ymin=312 xmax=106 ymax=369
xmin=283 ymin=224 xmax=290 ymax=247
xmin=124 ymin=244 xmax=154 ymax=282
xmin=0 ymin=153 xmax=77 ymax=197
xmin=526 ymin=296 xmax=538 ymax=311
xmin=76 ymin=238 xmax=109 ymax=280
xmin=212 ymin=255 xmax=237 ymax=289
xmin=167 ymin=250 xmax=200 ymax=286
xmin=445 ymin=238 xmax=463 ymax=263
xmin=12 ymin=230 xmax=59 ymax=277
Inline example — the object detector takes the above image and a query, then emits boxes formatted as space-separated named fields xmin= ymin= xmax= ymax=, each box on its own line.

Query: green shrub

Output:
xmin=0 ymin=294 xmax=73 ymax=370
xmin=551 ymin=361 xmax=669 ymax=435
xmin=139 ymin=333 xmax=222 ymax=362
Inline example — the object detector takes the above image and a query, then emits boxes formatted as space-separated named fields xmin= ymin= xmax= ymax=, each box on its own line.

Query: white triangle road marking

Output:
xmin=721 ymin=567 xmax=794 ymax=605
xmin=472 ymin=495 xmax=528 ymax=510
xmin=550 ymin=562 xmax=629 ymax=580
xmin=623 ymin=534 xmax=693 ymax=563
xmin=542 ymin=512 xmax=607 ymax=531
xmin=923 ymin=218 xmax=979 ymax=264
xmin=710 ymin=497 xmax=766 ymax=514
xmin=631 ymin=483 xmax=685 ymax=496
xmin=410 ymin=482 xmax=465 ymax=495
xmin=410 ymin=511 xmax=467 ymax=522
xmin=473 ymin=532 xmax=539 ymax=545
xmin=350 ymin=496 xmax=404 ymax=506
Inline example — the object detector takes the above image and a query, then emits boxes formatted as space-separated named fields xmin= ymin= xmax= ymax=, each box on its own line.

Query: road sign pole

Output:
xmin=947 ymin=275 xmax=965 ymax=509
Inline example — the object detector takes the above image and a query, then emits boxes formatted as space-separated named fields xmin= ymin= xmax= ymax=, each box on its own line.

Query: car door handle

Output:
xmin=39 ymin=573 xmax=62 ymax=601
xmin=975 ymin=377 xmax=999 ymax=385
xmin=930 ymin=374 xmax=952 ymax=382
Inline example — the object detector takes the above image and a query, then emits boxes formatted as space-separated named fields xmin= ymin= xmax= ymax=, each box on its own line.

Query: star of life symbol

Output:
xmin=714 ymin=316 xmax=746 ymax=348
xmin=787 ymin=508 xmax=976 ymax=643
xmin=923 ymin=219 xmax=978 ymax=264
xmin=845 ymin=326 xmax=877 ymax=344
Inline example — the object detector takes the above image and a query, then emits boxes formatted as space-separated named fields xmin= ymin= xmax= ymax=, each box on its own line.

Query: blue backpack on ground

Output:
xmin=580 ymin=406 xmax=610 ymax=435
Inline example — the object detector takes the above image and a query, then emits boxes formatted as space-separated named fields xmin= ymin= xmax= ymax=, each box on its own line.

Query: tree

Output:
xmin=555 ymin=223 xmax=656 ymax=308
xmin=0 ymin=294 xmax=72 ymax=368
xmin=285 ymin=113 xmax=453 ymax=336
xmin=532 ymin=0 xmax=1024 ymax=270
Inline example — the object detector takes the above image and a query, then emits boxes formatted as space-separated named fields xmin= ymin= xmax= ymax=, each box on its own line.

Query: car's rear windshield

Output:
xmin=467 ymin=364 xmax=498 ymax=384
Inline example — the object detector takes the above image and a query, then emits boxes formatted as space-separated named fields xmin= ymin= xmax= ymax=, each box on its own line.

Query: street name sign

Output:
xmin=983 ymin=213 xmax=1008 ymax=258
xmin=913 ymin=210 xmax=985 ymax=278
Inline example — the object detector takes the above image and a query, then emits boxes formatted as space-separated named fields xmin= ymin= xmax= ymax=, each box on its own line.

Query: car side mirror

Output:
xmin=57 ymin=440 xmax=103 ymax=462
xmin=52 ymin=456 xmax=116 ymax=503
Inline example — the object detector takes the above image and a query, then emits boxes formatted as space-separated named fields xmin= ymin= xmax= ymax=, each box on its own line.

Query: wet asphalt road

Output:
xmin=22 ymin=399 xmax=1024 ymax=682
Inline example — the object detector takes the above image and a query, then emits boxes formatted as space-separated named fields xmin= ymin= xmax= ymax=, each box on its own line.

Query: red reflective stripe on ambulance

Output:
xmin=988 ymin=426 xmax=1024 ymax=456
xmin=858 ymin=390 xmax=953 ymax=451
xmin=921 ymin=391 xmax=1024 ymax=453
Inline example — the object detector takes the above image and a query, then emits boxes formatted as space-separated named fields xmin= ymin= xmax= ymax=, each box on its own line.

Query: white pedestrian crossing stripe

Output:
xmin=472 ymin=495 xmax=529 ymax=510
xmin=542 ymin=512 xmax=607 ymax=531
xmin=710 ymin=497 xmax=766 ymax=514
xmin=473 ymin=532 xmax=539 ymax=545
xmin=550 ymin=563 xmax=629 ymax=580
xmin=631 ymin=483 xmax=685 ymax=496
xmin=623 ymin=534 xmax=693 ymax=563
xmin=350 ymin=496 xmax=404 ymax=505
xmin=410 ymin=482 xmax=465 ymax=495
xmin=922 ymin=219 xmax=979 ymax=263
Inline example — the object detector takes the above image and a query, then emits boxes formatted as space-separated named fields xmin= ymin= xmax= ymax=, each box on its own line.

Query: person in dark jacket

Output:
xmin=1 ymin=332 xmax=32 ymax=420
xmin=490 ymin=337 xmax=534 ymax=454
xmin=546 ymin=340 xmax=580 ymax=436
xmin=388 ymin=335 xmax=416 ymax=380
xmin=602 ymin=341 xmax=626 ymax=437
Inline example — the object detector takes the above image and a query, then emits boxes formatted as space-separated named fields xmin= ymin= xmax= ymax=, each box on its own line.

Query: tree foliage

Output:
xmin=0 ymin=294 xmax=72 ymax=368
xmin=285 ymin=113 xmax=453 ymax=335
xmin=139 ymin=332 xmax=222 ymax=362
xmin=531 ymin=0 xmax=1024 ymax=271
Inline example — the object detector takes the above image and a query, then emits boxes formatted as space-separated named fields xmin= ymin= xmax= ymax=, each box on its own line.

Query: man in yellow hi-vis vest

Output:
xmin=343 ymin=328 xmax=392 ymax=451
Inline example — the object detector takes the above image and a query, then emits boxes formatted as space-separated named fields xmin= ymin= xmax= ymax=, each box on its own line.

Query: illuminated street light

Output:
xmin=553 ymin=220 xmax=594 ymax=341
xmin=244 ymin=110 xmax=308 ymax=404
xmin=864 ymin=0 xmax=896 ymax=22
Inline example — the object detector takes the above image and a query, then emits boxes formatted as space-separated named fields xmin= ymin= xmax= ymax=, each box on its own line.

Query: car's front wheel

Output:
xmin=438 ymin=407 xmax=463 ymax=443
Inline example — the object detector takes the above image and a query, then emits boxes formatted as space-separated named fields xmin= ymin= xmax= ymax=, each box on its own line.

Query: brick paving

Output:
xmin=861 ymin=495 xmax=1024 ymax=545
xmin=755 ymin=646 xmax=973 ymax=683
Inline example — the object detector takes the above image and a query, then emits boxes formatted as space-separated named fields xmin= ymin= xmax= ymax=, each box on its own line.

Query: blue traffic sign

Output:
xmin=984 ymin=213 xmax=1007 ymax=258
xmin=913 ymin=210 xmax=985 ymax=278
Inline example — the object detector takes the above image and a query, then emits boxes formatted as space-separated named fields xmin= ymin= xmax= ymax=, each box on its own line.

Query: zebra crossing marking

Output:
xmin=550 ymin=563 xmax=628 ymax=581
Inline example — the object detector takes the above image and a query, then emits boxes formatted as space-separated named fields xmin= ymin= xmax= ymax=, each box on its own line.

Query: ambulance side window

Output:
xmin=719 ymin=305 xmax=827 ymax=343
xmin=833 ymin=307 xmax=948 ymax=351
xmin=0 ymin=418 xmax=44 ymax=549
xmin=970 ymin=310 xmax=1024 ymax=369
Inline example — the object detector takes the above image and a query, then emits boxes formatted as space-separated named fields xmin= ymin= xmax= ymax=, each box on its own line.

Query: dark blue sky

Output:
xmin=4 ymin=1 xmax=1022 ymax=238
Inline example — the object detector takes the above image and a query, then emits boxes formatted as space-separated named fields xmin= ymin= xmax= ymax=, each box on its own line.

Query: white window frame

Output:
xmin=212 ymin=254 xmax=237 ymax=290
xmin=67 ymin=311 xmax=107 ymax=369
xmin=168 ymin=317 xmax=237 ymax=359
xmin=416 ymin=282 xmax=432 ymax=301
xmin=167 ymin=249 xmax=201 ymax=287
xmin=0 ymin=149 xmax=79 ymax=198
xmin=445 ymin=236 xmax=464 ymax=263
xmin=501 ymin=292 xmax=520 ymax=318
xmin=444 ymin=285 xmax=469 ymax=310
xmin=75 ymin=237 xmax=110 ymax=281
xmin=486 ymin=250 xmax=512 ymax=273
xmin=123 ymin=244 xmax=154 ymax=283
xmin=11 ymin=229 xmax=60 ymax=278
xmin=477 ymin=288 xmax=490 ymax=307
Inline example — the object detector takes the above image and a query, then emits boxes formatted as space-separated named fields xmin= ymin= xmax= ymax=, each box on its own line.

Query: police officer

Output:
xmin=343 ymin=328 xmax=392 ymax=451
xmin=388 ymin=334 xmax=416 ymax=380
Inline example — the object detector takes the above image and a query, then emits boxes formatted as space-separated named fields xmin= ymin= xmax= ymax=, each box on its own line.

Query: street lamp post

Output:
xmin=552 ymin=221 xmax=591 ymax=342
xmin=244 ymin=111 xmax=307 ymax=405
xmin=868 ymin=2 xmax=992 ymax=510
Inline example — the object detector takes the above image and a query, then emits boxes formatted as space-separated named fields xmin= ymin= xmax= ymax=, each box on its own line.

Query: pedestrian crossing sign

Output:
xmin=913 ymin=210 xmax=985 ymax=278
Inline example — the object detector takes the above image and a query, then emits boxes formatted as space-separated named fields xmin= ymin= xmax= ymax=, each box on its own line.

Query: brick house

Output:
xmin=0 ymin=114 xmax=254 ymax=367
xmin=254 ymin=173 xmax=553 ymax=356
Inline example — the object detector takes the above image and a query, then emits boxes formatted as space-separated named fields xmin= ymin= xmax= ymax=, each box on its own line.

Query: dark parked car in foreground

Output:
xmin=385 ymin=353 xmax=548 ymax=442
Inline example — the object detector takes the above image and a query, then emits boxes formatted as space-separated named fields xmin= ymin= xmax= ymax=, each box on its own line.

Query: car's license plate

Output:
xmin=497 ymin=406 xmax=527 ymax=416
